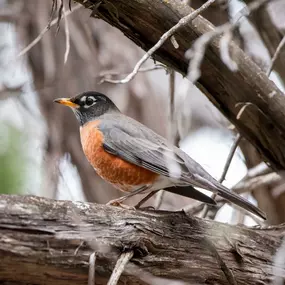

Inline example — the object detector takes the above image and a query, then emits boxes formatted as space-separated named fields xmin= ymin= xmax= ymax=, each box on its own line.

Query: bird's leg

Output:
xmin=134 ymin=190 xmax=160 ymax=209
xmin=106 ymin=186 xmax=149 ymax=209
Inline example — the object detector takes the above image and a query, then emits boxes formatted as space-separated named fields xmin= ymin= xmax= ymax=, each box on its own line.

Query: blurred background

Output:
xmin=1 ymin=0 xmax=285 ymax=226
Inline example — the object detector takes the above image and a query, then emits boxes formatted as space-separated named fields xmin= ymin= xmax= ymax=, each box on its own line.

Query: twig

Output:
xmin=107 ymin=251 xmax=134 ymax=285
xmin=168 ymin=70 xmax=176 ymax=143
xmin=56 ymin=0 xmax=64 ymax=34
xmin=102 ymin=0 xmax=216 ymax=84
xmin=266 ymin=35 xmax=285 ymax=77
xmin=17 ymin=4 xmax=82 ymax=58
xmin=98 ymin=64 xmax=167 ymax=84
xmin=201 ymin=134 xmax=242 ymax=218
xmin=219 ymin=134 xmax=242 ymax=184
xmin=186 ymin=0 xmax=272 ymax=83
xmin=233 ymin=172 xmax=282 ymax=195
xmin=88 ymin=252 xmax=96 ymax=285
xmin=220 ymin=29 xmax=238 ymax=72
xmin=245 ymin=162 xmax=271 ymax=179
xmin=155 ymin=70 xmax=177 ymax=208
xmin=74 ymin=241 xmax=84 ymax=255
xmin=63 ymin=4 xmax=71 ymax=64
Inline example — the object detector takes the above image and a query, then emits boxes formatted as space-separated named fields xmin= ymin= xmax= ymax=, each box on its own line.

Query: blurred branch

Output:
xmin=0 ymin=83 xmax=22 ymax=100
xmin=17 ymin=4 xmax=82 ymax=58
xmin=76 ymin=0 xmax=285 ymax=171
xmin=233 ymin=172 xmax=282 ymax=195
xmin=202 ymin=134 xmax=242 ymax=219
xmin=267 ymin=34 xmax=285 ymax=77
xmin=63 ymin=3 xmax=71 ymax=64
xmin=186 ymin=0 xmax=270 ymax=83
xmin=1 ymin=195 xmax=285 ymax=285
xmin=244 ymin=0 xmax=285 ymax=83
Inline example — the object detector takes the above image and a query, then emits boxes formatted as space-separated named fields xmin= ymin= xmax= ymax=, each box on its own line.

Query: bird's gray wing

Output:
xmin=101 ymin=125 xmax=218 ymax=205
xmin=100 ymin=124 xmax=191 ymax=180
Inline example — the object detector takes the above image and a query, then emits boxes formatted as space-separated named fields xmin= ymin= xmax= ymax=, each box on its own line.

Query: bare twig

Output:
xmin=233 ymin=172 xmax=282 ymax=195
xmin=155 ymin=70 xmax=176 ymax=208
xmin=201 ymin=134 xmax=242 ymax=218
xmin=17 ymin=4 xmax=82 ymax=58
xmin=63 ymin=4 xmax=71 ymax=64
xmin=245 ymin=162 xmax=271 ymax=179
xmin=88 ymin=252 xmax=96 ymax=285
xmin=102 ymin=0 xmax=216 ymax=84
xmin=266 ymin=35 xmax=285 ymax=77
xmin=219 ymin=134 xmax=242 ymax=184
xmin=56 ymin=0 xmax=64 ymax=34
xmin=236 ymin=102 xmax=254 ymax=120
xmin=98 ymin=64 xmax=167 ymax=84
xmin=107 ymin=251 xmax=134 ymax=285
xmin=220 ymin=29 xmax=238 ymax=72
xmin=186 ymin=0 xmax=272 ymax=83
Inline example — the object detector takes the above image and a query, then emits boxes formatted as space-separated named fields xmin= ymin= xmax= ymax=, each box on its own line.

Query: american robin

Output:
xmin=54 ymin=91 xmax=266 ymax=219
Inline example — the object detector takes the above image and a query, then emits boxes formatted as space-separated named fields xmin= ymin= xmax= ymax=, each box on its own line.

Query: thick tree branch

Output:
xmin=0 ymin=195 xmax=285 ymax=285
xmin=75 ymin=0 xmax=285 ymax=170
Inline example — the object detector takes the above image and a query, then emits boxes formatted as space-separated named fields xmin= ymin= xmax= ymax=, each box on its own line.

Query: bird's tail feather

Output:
xmin=215 ymin=184 xmax=266 ymax=220
xmin=165 ymin=186 xmax=216 ymax=205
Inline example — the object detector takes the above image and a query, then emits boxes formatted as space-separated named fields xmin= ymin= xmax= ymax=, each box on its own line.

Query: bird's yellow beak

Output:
xmin=53 ymin=98 xmax=79 ymax=108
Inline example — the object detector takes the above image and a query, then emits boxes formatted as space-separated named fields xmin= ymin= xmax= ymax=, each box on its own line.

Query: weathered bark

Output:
xmin=0 ymin=195 xmax=285 ymax=285
xmin=75 ymin=0 xmax=285 ymax=171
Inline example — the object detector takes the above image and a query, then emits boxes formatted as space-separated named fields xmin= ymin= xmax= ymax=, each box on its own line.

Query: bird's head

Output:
xmin=54 ymin=91 xmax=119 ymax=126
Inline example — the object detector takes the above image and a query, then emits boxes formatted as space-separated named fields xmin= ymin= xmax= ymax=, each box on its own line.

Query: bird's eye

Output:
xmin=85 ymin=96 xmax=95 ymax=106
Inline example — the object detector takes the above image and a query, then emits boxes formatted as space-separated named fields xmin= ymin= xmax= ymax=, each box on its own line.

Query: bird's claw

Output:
xmin=106 ymin=199 xmax=135 ymax=210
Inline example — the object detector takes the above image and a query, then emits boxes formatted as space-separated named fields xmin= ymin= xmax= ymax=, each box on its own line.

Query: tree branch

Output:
xmin=75 ymin=0 xmax=285 ymax=170
xmin=1 ymin=195 xmax=285 ymax=285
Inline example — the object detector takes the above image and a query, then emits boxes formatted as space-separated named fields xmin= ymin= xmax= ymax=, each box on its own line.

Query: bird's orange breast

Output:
xmin=80 ymin=120 xmax=158 ymax=191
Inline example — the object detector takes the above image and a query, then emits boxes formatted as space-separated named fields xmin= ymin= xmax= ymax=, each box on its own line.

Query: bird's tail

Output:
xmin=165 ymin=185 xmax=216 ymax=205
xmin=213 ymin=183 xmax=266 ymax=220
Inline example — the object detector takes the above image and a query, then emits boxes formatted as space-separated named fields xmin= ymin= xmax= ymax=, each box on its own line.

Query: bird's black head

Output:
xmin=54 ymin=91 xmax=119 ymax=126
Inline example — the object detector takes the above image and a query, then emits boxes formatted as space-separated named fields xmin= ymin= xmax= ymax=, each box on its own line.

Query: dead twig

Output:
xmin=266 ymin=35 xmax=285 ymax=77
xmin=102 ymin=0 xmax=216 ymax=84
xmin=88 ymin=252 xmax=96 ymax=285
xmin=17 ymin=4 xmax=82 ymax=58
xmin=201 ymin=134 xmax=242 ymax=219
xmin=186 ymin=0 xmax=272 ymax=83
xmin=98 ymin=64 xmax=167 ymax=84
xmin=63 ymin=3 xmax=71 ymax=64
xmin=107 ymin=251 xmax=134 ymax=285
xmin=233 ymin=172 xmax=282 ymax=195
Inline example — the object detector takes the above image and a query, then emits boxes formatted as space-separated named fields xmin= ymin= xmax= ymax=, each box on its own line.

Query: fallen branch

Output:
xmin=1 ymin=194 xmax=285 ymax=285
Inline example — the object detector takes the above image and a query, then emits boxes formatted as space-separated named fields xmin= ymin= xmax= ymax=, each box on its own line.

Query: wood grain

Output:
xmin=0 ymin=195 xmax=285 ymax=284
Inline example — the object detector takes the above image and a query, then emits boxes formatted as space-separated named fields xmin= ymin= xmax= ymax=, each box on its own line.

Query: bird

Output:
xmin=54 ymin=91 xmax=266 ymax=219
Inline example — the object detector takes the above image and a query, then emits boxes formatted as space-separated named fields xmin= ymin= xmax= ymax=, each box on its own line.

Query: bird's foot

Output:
xmin=136 ymin=206 xmax=155 ymax=211
xmin=106 ymin=199 xmax=135 ymax=210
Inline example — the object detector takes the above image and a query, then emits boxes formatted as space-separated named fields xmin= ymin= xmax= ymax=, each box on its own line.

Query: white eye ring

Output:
xmin=84 ymin=96 xmax=96 ymax=108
